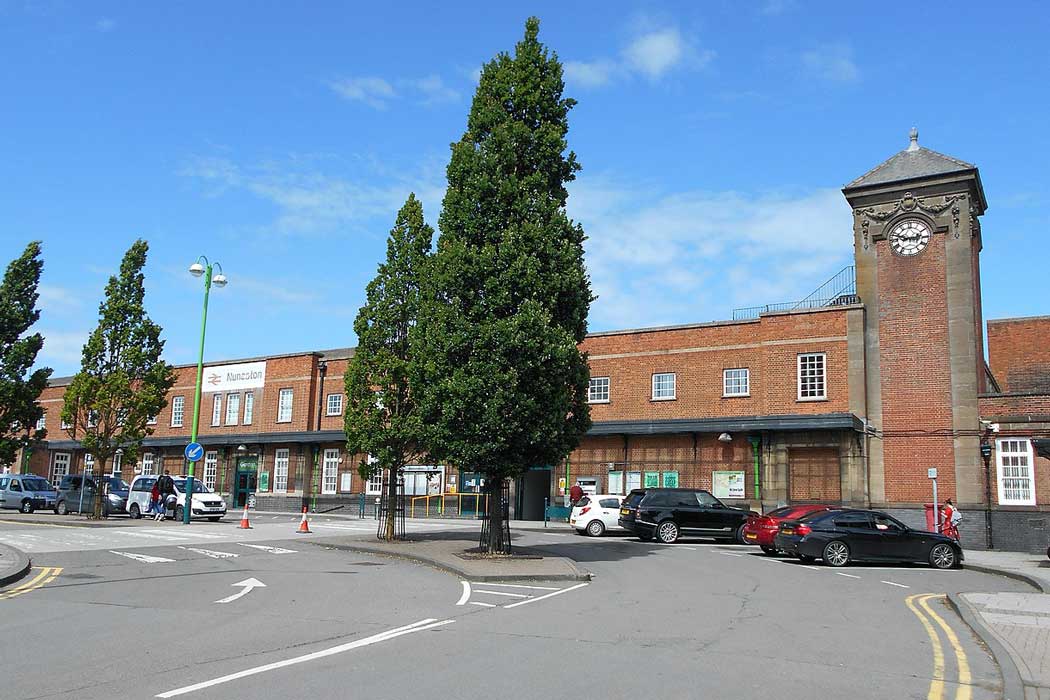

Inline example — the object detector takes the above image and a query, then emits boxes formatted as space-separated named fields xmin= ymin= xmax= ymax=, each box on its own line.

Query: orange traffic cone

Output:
xmin=296 ymin=506 xmax=311 ymax=534
xmin=238 ymin=503 xmax=252 ymax=529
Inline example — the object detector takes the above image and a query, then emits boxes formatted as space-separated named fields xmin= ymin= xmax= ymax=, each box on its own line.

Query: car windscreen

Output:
xmin=174 ymin=480 xmax=212 ymax=493
xmin=22 ymin=478 xmax=53 ymax=491
xmin=695 ymin=491 xmax=721 ymax=507
xmin=575 ymin=496 xmax=591 ymax=508
xmin=107 ymin=478 xmax=129 ymax=491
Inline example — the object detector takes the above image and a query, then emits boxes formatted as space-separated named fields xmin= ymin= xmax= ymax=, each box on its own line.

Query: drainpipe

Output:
xmin=305 ymin=359 xmax=327 ymax=512
xmin=749 ymin=435 xmax=761 ymax=505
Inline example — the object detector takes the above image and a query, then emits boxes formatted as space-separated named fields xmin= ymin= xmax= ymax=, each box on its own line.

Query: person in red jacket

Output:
xmin=569 ymin=482 xmax=584 ymax=507
xmin=942 ymin=498 xmax=961 ymax=541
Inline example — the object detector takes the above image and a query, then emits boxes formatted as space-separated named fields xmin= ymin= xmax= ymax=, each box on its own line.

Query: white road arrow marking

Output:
xmin=109 ymin=550 xmax=175 ymax=563
xmin=179 ymin=546 xmax=239 ymax=559
xmin=236 ymin=543 xmax=297 ymax=554
xmin=214 ymin=578 xmax=266 ymax=604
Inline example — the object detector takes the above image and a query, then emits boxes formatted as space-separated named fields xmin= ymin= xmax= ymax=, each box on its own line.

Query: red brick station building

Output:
xmin=21 ymin=132 xmax=1050 ymax=552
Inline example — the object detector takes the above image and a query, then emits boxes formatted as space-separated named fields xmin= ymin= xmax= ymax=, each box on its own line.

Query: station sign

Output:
xmin=202 ymin=361 xmax=267 ymax=393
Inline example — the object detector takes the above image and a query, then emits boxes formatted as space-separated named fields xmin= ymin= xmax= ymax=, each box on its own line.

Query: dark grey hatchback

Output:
xmin=618 ymin=488 xmax=754 ymax=544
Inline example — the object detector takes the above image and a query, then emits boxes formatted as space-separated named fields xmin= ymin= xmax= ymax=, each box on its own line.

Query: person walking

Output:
xmin=149 ymin=481 xmax=163 ymax=521
xmin=157 ymin=470 xmax=175 ymax=521
xmin=942 ymin=498 xmax=961 ymax=541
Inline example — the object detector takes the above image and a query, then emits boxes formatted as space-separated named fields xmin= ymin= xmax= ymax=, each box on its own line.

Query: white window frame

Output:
xmin=147 ymin=414 xmax=157 ymax=425
xmin=50 ymin=452 xmax=71 ymax=487
xmin=83 ymin=453 xmax=95 ymax=475
xmin=141 ymin=452 xmax=155 ymax=476
xmin=588 ymin=377 xmax=610 ymax=404
xmin=243 ymin=392 xmax=254 ymax=425
xmin=211 ymin=394 xmax=222 ymax=426
xmin=996 ymin=438 xmax=1036 ymax=506
xmin=225 ymin=392 xmax=240 ymax=426
xmin=61 ymin=417 xmax=72 ymax=430
xmin=87 ymin=410 xmax=98 ymax=429
xmin=797 ymin=353 xmax=827 ymax=401
xmin=277 ymin=389 xmax=293 ymax=423
xmin=111 ymin=452 xmax=122 ymax=477
xmin=652 ymin=372 xmax=676 ymax=401
xmin=274 ymin=449 xmax=290 ymax=493
xmin=365 ymin=455 xmax=382 ymax=495
xmin=203 ymin=451 xmax=218 ymax=490
xmin=171 ymin=396 xmax=185 ymax=427
xmin=321 ymin=449 xmax=339 ymax=495
xmin=326 ymin=393 xmax=343 ymax=416
xmin=36 ymin=412 xmax=46 ymax=431
xmin=723 ymin=368 xmax=750 ymax=397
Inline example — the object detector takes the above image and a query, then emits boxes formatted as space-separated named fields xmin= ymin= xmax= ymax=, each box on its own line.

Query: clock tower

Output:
xmin=843 ymin=129 xmax=989 ymax=533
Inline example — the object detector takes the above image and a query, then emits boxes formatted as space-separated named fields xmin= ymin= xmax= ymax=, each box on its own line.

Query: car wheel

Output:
xmin=736 ymin=524 xmax=748 ymax=544
xmin=175 ymin=505 xmax=184 ymax=521
xmin=929 ymin=543 xmax=957 ymax=570
xmin=823 ymin=540 xmax=851 ymax=567
xmin=798 ymin=554 xmax=816 ymax=563
xmin=656 ymin=520 xmax=680 ymax=544
xmin=129 ymin=503 xmax=141 ymax=519
xmin=760 ymin=545 xmax=778 ymax=556
xmin=57 ymin=501 xmax=68 ymax=516
xmin=207 ymin=516 xmax=221 ymax=522
xmin=586 ymin=520 xmax=605 ymax=537
xmin=20 ymin=499 xmax=34 ymax=514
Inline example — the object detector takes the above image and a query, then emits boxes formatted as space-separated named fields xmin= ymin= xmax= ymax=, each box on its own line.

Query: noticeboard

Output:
xmin=712 ymin=471 xmax=746 ymax=499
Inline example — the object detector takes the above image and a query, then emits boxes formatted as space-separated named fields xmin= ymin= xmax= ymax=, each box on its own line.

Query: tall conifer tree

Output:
xmin=413 ymin=18 xmax=592 ymax=553
xmin=345 ymin=194 xmax=433 ymax=541
xmin=0 ymin=242 xmax=52 ymax=470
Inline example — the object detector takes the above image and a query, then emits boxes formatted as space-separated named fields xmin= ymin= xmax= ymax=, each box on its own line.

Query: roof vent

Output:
xmin=907 ymin=127 xmax=920 ymax=152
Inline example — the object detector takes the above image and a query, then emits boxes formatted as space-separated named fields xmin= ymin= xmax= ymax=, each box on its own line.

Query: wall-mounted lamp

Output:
xmin=718 ymin=432 xmax=733 ymax=443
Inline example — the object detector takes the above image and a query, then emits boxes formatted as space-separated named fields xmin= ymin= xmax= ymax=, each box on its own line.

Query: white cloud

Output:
xmin=564 ymin=59 xmax=618 ymax=88
xmin=568 ymin=175 xmax=854 ymax=330
xmin=760 ymin=0 xmax=795 ymax=15
xmin=36 ymin=329 xmax=89 ymax=370
xmin=802 ymin=43 xmax=860 ymax=83
xmin=328 ymin=76 xmax=397 ymax=109
xmin=180 ymin=155 xmax=445 ymax=237
xmin=96 ymin=18 xmax=116 ymax=32
xmin=409 ymin=74 xmax=460 ymax=104
xmin=565 ymin=26 xmax=713 ymax=89
xmin=37 ymin=284 xmax=82 ymax=314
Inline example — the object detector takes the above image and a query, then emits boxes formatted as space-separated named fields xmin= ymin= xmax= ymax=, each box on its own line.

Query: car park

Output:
xmin=618 ymin=487 xmax=754 ymax=544
xmin=0 ymin=474 xmax=58 ymax=513
xmin=55 ymin=474 xmax=130 ymax=516
xmin=126 ymin=475 xmax=227 ymax=521
xmin=743 ymin=504 xmax=837 ymax=555
xmin=775 ymin=508 xmax=963 ymax=569
xmin=570 ymin=494 xmax=625 ymax=536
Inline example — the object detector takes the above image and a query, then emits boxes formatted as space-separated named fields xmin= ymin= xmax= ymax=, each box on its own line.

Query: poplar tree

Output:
xmin=413 ymin=18 xmax=592 ymax=553
xmin=345 ymin=194 xmax=433 ymax=541
xmin=61 ymin=240 xmax=176 ymax=517
xmin=0 ymin=242 xmax=52 ymax=470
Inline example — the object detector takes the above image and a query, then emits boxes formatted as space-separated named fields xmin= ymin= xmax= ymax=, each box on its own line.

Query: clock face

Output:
xmin=888 ymin=219 xmax=932 ymax=257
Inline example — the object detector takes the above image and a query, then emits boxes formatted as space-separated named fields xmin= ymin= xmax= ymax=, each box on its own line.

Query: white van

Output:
xmin=126 ymin=475 xmax=227 ymax=521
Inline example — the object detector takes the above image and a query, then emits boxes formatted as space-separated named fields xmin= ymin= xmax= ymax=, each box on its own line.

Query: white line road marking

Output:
xmin=719 ymin=552 xmax=743 ymax=557
xmin=179 ymin=547 xmax=239 ymax=559
xmin=466 ymin=582 xmax=559 ymax=591
xmin=237 ymin=543 xmax=297 ymax=554
xmin=504 ymin=582 xmax=589 ymax=609
xmin=474 ymin=590 xmax=529 ymax=598
xmin=155 ymin=618 xmax=454 ymax=698
xmin=456 ymin=581 xmax=471 ymax=606
xmin=881 ymin=580 xmax=910 ymax=588
xmin=836 ymin=572 xmax=861 ymax=579
xmin=109 ymin=551 xmax=175 ymax=563
xmin=469 ymin=601 xmax=495 ymax=607
xmin=214 ymin=578 xmax=266 ymax=604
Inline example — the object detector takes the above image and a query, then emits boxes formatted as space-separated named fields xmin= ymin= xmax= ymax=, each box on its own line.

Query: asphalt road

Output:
xmin=0 ymin=515 xmax=1034 ymax=700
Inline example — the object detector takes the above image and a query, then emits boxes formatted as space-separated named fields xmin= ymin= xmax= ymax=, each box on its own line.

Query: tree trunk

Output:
xmin=383 ymin=466 xmax=397 ymax=541
xmin=92 ymin=456 xmax=108 ymax=520
xmin=484 ymin=477 xmax=509 ymax=554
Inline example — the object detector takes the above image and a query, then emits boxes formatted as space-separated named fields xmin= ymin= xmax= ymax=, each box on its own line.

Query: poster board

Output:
xmin=712 ymin=470 xmax=746 ymax=499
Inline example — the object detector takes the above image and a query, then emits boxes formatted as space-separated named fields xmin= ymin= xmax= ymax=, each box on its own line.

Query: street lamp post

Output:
xmin=183 ymin=257 xmax=227 ymax=524
xmin=980 ymin=440 xmax=994 ymax=549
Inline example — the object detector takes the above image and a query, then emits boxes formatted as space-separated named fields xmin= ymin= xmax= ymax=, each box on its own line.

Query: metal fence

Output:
xmin=732 ymin=266 xmax=858 ymax=320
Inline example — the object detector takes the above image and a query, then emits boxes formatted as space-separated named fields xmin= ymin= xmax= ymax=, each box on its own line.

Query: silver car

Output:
xmin=0 ymin=474 xmax=58 ymax=513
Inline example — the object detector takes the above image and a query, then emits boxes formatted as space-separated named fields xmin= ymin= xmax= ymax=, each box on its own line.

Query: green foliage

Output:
xmin=61 ymin=240 xmax=176 ymax=515
xmin=345 ymin=195 xmax=433 ymax=539
xmin=0 ymin=242 xmax=52 ymax=468
xmin=413 ymin=18 xmax=592 ymax=491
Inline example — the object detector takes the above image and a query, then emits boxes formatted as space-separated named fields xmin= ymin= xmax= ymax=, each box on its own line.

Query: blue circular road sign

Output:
xmin=185 ymin=442 xmax=205 ymax=462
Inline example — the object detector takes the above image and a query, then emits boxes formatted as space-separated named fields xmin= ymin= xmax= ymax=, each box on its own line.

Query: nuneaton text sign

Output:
xmin=202 ymin=361 xmax=267 ymax=393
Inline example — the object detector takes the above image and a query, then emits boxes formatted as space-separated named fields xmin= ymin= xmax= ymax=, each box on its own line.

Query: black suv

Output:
xmin=618 ymin=488 xmax=753 ymax=544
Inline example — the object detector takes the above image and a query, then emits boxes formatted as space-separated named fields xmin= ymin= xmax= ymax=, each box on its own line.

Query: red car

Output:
xmin=743 ymin=504 xmax=837 ymax=554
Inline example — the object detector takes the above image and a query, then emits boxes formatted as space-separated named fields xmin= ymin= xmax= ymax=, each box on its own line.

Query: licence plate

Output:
xmin=781 ymin=528 xmax=794 ymax=535
xmin=745 ymin=533 xmax=757 ymax=540
xmin=569 ymin=519 xmax=576 ymax=525
xmin=620 ymin=509 xmax=629 ymax=516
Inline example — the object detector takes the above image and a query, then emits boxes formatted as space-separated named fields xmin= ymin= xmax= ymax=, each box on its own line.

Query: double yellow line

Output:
xmin=905 ymin=593 xmax=972 ymax=700
xmin=0 ymin=566 xmax=62 ymax=600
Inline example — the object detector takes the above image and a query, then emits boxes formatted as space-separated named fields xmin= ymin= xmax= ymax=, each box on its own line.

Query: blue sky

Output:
xmin=3 ymin=1 xmax=1048 ymax=375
